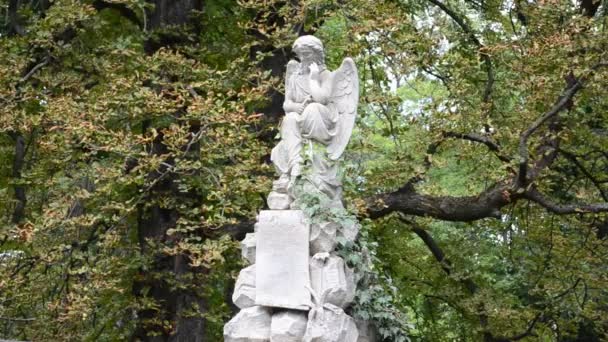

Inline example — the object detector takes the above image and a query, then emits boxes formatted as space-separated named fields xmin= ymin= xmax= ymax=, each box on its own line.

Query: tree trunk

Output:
xmin=10 ymin=132 xmax=27 ymax=224
xmin=133 ymin=1 xmax=206 ymax=341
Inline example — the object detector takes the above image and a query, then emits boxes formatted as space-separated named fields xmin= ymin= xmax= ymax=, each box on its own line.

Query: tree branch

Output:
xmin=0 ymin=316 xmax=35 ymax=322
xmin=518 ymin=62 xmax=607 ymax=186
xmin=19 ymin=57 xmax=49 ymax=84
xmin=524 ymin=187 xmax=608 ymax=214
xmin=401 ymin=219 xmax=546 ymax=342
xmin=426 ymin=0 xmax=494 ymax=103
xmin=500 ymin=313 xmax=542 ymax=341
xmin=559 ymin=149 xmax=608 ymax=201
xmin=399 ymin=218 xmax=502 ymax=340
xmin=204 ymin=219 xmax=255 ymax=241
xmin=92 ymin=0 xmax=143 ymax=29
xmin=402 ymin=217 xmax=479 ymax=294
xmin=517 ymin=79 xmax=582 ymax=185
xmin=7 ymin=0 xmax=26 ymax=36
xmin=443 ymin=131 xmax=511 ymax=163
xmin=8 ymin=131 xmax=27 ymax=224
xmin=368 ymin=182 xmax=513 ymax=221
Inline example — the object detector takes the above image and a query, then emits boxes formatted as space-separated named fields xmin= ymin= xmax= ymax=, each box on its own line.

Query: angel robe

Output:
xmin=273 ymin=69 xmax=338 ymax=177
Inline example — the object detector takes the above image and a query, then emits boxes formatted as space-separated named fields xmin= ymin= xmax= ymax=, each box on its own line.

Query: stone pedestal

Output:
xmin=309 ymin=253 xmax=356 ymax=308
xmin=267 ymin=191 xmax=291 ymax=210
xmin=270 ymin=310 xmax=307 ymax=341
xmin=310 ymin=222 xmax=338 ymax=254
xmin=224 ymin=306 xmax=272 ymax=342
xmin=356 ymin=320 xmax=379 ymax=342
xmin=303 ymin=303 xmax=359 ymax=342
xmin=241 ymin=233 xmax=256 ymax=264
xmin=232 ymin=265 xmax=256 ymax=309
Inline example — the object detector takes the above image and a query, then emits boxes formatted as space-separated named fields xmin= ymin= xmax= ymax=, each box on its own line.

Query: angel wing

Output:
xmin=327 ymin=57 xmax=359 ymax=160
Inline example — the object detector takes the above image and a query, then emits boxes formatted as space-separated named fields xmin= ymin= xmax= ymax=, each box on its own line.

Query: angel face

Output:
xmin=293 ymin=45 xmax=316 ymax=64
xmin=292 ymin=35 xmax=325 ymax=69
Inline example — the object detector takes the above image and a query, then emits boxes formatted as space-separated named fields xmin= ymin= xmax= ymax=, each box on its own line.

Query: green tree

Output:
xmin=1 ymin=0 xmax=607 ymax=341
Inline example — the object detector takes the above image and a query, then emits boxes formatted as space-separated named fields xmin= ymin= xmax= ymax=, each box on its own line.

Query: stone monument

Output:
xmin=224 ymin=35 xmax=369 ymax=342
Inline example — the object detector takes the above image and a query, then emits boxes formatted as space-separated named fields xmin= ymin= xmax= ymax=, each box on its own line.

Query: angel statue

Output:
xmin=268 ymin=35 xmax=359 ymax=209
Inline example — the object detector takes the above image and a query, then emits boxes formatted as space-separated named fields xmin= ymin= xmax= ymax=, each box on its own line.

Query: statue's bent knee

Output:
xmin=303 ymin=103 xmax=327 ymax=116
xmin=285 ymin=112 xmax=300 ymax=121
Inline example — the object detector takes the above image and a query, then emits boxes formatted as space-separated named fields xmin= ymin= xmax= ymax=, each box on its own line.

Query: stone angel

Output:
xmin=268 ymin=35 xmax=359 ymax=209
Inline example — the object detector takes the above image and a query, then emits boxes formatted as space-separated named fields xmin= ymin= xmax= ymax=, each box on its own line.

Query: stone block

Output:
xmin=310 ymin=222 xmax=338 ymax=254
xmin=224 ymin=306 xmax=272 ymax=342
xmin=267 ymin=191 xmax=291 ymax=210
xmin=303 ymin=303 xmax=358 ymax=342
xmin=255 ymin=210 xmax=312 ymax=310
xmin=241 ymin=233 xmax=256 ymax=264
xmin=270 ymin=310 xmax=308 ymax=342
xmin=355 ymin=320 xmax=378 ymax=342
xmin=310 ymin=253 xmax=355 ymax=308
xmin=338 ymin=221 xmax=360 ymax=244
xmin=232 ymin=265 xmax=256 ymax=309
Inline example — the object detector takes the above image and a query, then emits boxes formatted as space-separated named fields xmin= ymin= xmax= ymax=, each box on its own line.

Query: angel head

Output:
xmin=293 ymin=35 xmax=326 ymax=70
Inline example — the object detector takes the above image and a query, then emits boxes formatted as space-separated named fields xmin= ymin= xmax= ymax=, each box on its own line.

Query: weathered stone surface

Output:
xmin=256 ymin=210 xmax=312 ymax=310
xmin=224 ymin=306 xmax=272 ymax=342
xmin=303 ymin=303 xmax=358 ymax=342
xmin=267 ymin=191 xmax=291 ymax=210
xmin=233 ymin=264 xmax=256 ymax=309
xmin=310 ymin=222 xmax=338 ymax=254
xmin=355 ymin=320 xmax=378 ymax=342
xmin=270 ymin=310 xmax=308 ymax=342
xmin=338 ymin=221 xmax=360 ymax=244
xmin=241 ymin=233 xmax=256 ymax=264
xmin=270 ymin=35 xmax=359 ymax=202
xmin=309 ymin=253 xmax=355 ymax=308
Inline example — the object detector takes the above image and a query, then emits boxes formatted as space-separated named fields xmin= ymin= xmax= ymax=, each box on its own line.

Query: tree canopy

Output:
xmin=1 ymin=0 xmax=607 ymax=341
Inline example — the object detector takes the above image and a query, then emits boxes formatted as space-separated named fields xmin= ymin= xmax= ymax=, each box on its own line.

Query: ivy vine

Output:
xmin=293 ymin=179 xmax=413 ymax=342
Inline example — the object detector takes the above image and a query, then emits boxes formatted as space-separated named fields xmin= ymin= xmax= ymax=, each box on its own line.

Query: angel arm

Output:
xmin=309 ymin=70 xmax=333 ymax=105
xmin=283 ymin=99 xmax=301 ymax=113
xmin=283 ymin=60 xmax=301 ymax=113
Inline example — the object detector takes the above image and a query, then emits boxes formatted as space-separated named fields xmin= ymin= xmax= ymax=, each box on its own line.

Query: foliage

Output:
xmin=294 ymin=180 xmax=412 ymax=341
xmin=1 ymin=0 xmax=608 ymax=341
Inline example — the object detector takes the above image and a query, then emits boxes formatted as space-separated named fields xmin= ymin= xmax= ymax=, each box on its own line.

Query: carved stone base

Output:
xmin=270 ymin=310 xmax=307 ymax=341
xmin=241 ymin=233 xmax=256 ymax=264
xmin=303 ymin=303 xmax=359 ymax=342
xmin=355 ymin=320 xmax=379 ymax=342
xmin=309 ymin=253 xmax=356 ymax=308
xmin=310 ymin=222 xmax=338 ymax=254
xmin=267 ymin=191 xmax=291 ymax=210
xmin=224 ymin=306 xmax=272 ymax=342
xmin=233 ymin=265 xmax=256 ymax=309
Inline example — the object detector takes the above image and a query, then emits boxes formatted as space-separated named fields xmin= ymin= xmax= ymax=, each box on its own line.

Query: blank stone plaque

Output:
xmin=255 ymin=210 xmax=311 ymax=310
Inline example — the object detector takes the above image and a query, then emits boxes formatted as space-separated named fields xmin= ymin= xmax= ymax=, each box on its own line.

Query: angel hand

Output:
xmin=294 ymin=102 xmax=306 ymax=115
